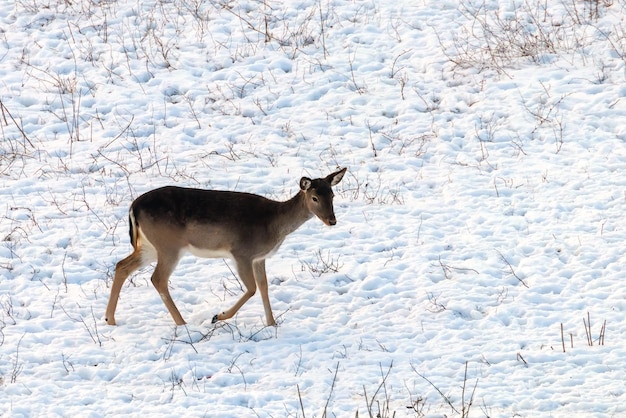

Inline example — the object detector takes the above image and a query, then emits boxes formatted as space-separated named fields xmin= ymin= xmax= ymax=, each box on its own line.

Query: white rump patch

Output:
xmin=136 ymin=228 xmax=158 ymax=266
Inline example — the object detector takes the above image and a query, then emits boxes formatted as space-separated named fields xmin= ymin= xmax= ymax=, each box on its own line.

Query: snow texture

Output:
xmin=1 ymin=0 xmax=626 ymax=416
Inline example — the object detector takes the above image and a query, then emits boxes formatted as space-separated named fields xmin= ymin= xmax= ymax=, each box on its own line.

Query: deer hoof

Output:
xmin=211 ymin=314 xmax=219 ymax=324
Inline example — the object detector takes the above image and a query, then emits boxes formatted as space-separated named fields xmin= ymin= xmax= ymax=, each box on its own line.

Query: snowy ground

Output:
xmin=1 ymin=0 xmax=626 ymax=416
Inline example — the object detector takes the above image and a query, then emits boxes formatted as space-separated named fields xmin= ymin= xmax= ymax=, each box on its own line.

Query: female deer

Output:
xmin=105 ymin=168 xmax=347 ymax=327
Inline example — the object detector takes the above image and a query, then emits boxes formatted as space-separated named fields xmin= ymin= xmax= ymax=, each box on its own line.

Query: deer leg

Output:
xmin=212 ymin=258 xmax=256 ymax=323
xmin=105 ymin=248 xmax=152 ymax=325
xmin=253 ymin=259 xmax=276 ymax=326
xmin=151 ymin=252 xmax=185 ymax=326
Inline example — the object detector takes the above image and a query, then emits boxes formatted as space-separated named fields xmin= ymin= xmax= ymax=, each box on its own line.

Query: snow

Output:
xmin=1 ymin=0 xmax=626 ymax=416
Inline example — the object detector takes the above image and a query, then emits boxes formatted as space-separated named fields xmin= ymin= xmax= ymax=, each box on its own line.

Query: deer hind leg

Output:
xmin=151 ymin=251 xmax=185 ymax=326
xmin=105 ymin=247 xmax=154 ymax=325
xmin=212 ymin=258 xmax=257 ymax=323
xmin=253 ymin=259 xmax=276 ymax=326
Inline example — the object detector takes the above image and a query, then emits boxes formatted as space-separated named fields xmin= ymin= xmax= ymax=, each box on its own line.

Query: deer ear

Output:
xmin=327 ymin=167 xmax=347 ymax=187
xmin=300 ymin=177 xmax=312 ymax=191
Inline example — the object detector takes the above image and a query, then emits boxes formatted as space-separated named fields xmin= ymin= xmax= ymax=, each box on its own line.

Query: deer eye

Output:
xmin=312 ymin=196 xmax=319 ymax=203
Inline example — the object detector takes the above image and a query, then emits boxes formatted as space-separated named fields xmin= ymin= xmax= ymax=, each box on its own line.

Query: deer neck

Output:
xmin=274 ymin=191 xmax=313 ymax=237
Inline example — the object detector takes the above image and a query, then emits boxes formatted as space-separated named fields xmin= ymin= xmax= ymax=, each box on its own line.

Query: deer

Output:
xmin=104 ymin=167 xmax=347 ymax=327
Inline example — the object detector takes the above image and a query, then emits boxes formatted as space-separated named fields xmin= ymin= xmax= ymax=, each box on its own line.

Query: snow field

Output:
xmin=2 ymin=0 xmax=626 ymax=416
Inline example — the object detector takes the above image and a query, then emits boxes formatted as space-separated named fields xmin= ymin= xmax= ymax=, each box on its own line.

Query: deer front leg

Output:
xmin=212 ymin=258 xmax=257 ymax=323
xmin=253 ymin=259 xmax=276 ymax=326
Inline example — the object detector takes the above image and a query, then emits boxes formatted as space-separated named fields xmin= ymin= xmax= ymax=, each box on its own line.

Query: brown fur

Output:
xmin=104 ymin=168 xmax=346 ymax=327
